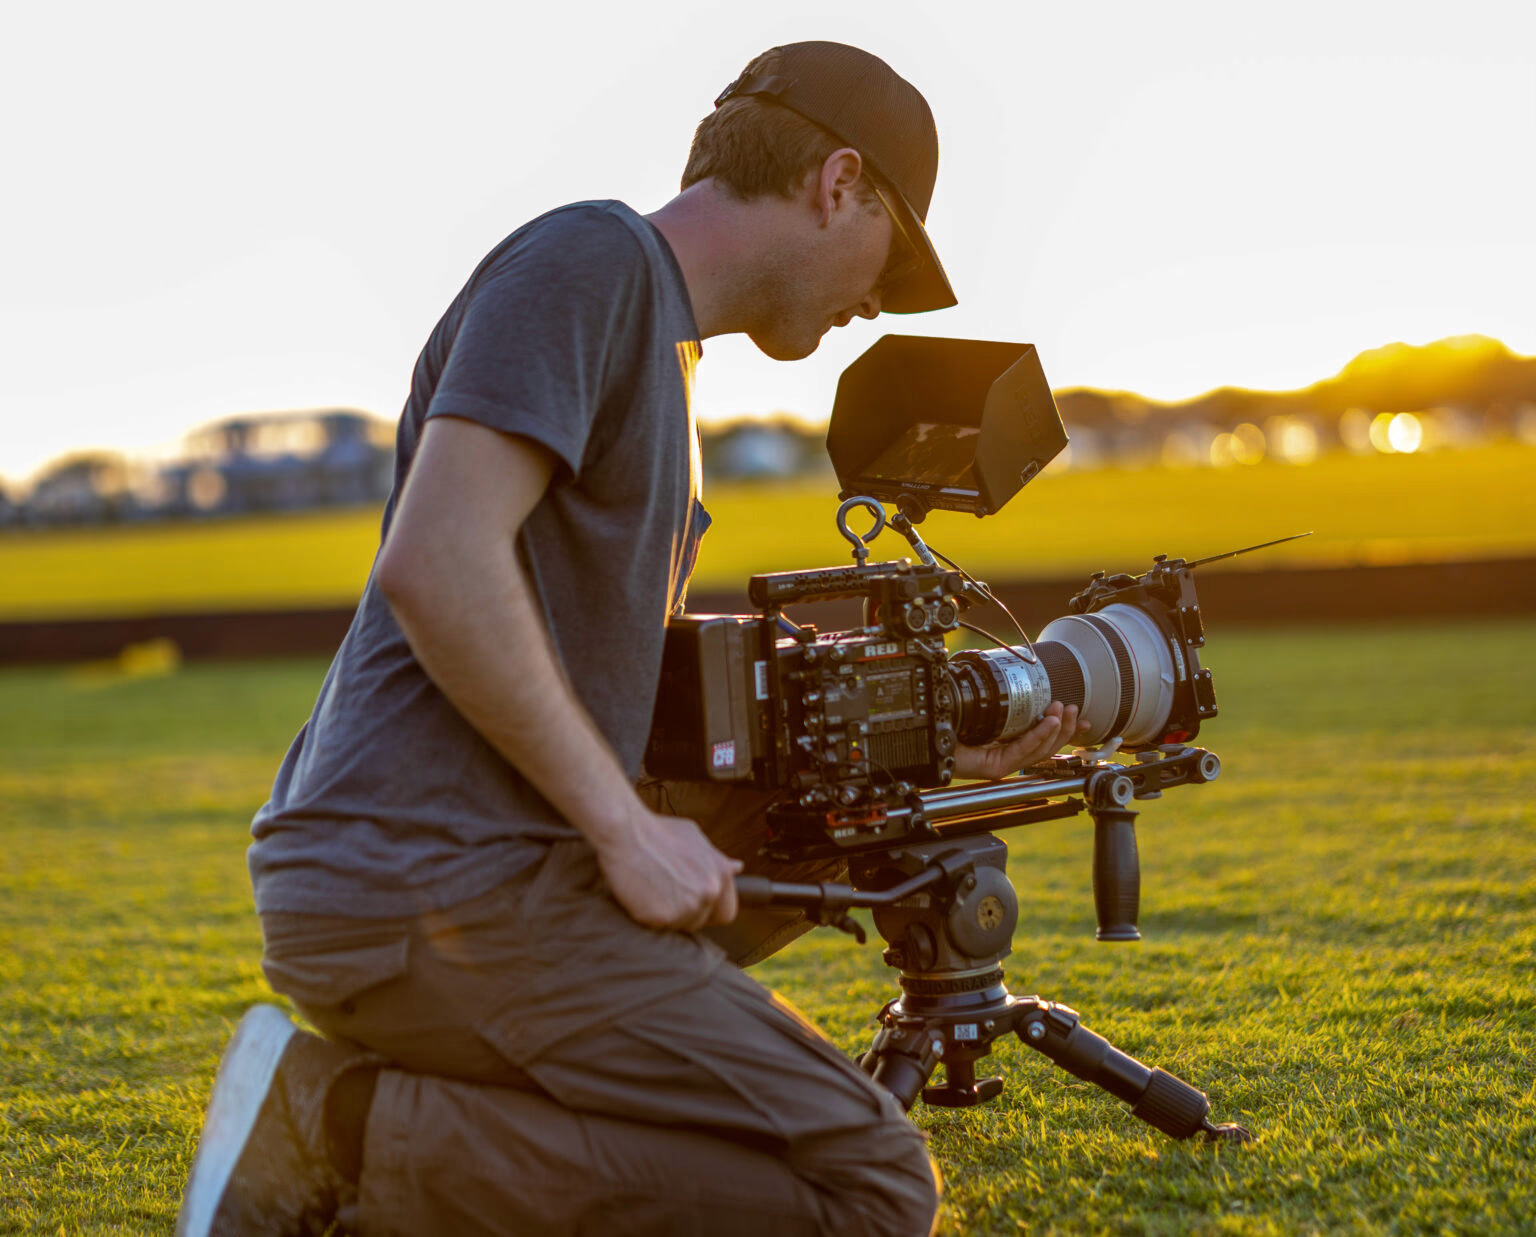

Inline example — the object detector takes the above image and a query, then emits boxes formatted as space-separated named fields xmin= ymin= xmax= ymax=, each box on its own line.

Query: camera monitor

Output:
xmin=826 ymin=335 xmax=1068 ymax=517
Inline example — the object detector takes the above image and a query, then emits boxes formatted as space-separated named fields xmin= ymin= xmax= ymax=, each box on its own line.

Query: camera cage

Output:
xmin=645 ymin=335 xmax=1254 ymax=1143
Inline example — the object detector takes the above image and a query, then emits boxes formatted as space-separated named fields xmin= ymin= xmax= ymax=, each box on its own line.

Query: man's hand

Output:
xmin=953 ymin=701 xmax=1086 ymax=781
xmin=593 ymin=809 xmax=743 ymax=933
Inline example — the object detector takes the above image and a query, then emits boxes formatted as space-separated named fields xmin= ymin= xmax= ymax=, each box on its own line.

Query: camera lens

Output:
xmin=947 ymin=603 xmax=1182 ymax=748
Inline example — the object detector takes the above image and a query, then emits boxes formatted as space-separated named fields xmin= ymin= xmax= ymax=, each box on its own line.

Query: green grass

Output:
xmin=2 ymin=444 xmax=1532 ymax=619
xmin=1 ymin=623 xmax=1533 ymax=1233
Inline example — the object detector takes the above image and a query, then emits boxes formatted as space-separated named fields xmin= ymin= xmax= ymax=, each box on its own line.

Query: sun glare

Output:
xmin=1267 ymin=416 xmax=1320 ymax=465
xmin=1368 ymin=413 xmax=1395 ymax=454
xmin=1366 ymin=411 xmax=1426 ymax=455
xmin=1208 ymin=424 xmax=1265 ymax=467
xmin=1386 ymin=413 xmax=1424 ymax=454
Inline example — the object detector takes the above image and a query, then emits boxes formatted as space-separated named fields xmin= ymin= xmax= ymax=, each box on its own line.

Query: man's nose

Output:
xmin=854 ymin=288 xmax=883 ymax=321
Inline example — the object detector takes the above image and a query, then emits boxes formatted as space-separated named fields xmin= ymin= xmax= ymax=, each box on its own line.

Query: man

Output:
xmin=177 ymin=41 xmax=1081 ymax=1236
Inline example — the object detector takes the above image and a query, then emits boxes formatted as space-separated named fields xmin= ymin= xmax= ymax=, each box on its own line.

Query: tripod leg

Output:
xmin=1017 ymin=1001 xmax=1253 ymax=1143
xmin=858 ymin=1015 xmax=944 ymax=1112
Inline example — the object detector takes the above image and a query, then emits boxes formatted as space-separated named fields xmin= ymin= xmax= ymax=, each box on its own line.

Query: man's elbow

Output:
xmin=376 ymin=535 xmax=434 ymax=617
xmin=376 ymin=527 xmax=519 ymax=629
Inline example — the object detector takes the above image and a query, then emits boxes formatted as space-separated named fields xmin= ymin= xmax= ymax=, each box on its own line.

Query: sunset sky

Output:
xmin=3 ymin=0 xmax=1532 ymax=487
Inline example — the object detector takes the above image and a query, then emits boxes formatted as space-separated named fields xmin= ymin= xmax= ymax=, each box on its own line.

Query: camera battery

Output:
xmin=646 ymin=615 xmax=765 ymax=783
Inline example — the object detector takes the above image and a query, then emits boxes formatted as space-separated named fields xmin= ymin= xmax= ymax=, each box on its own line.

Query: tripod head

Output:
xmin=736 ymin=744 xmax=1252 ymax=1143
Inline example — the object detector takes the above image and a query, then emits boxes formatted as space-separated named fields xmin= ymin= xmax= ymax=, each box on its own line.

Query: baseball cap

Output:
xmin=714 ymin=41 xmax=957 ymax=315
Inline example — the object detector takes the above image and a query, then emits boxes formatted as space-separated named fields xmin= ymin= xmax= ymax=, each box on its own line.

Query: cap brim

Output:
xmin=878 ymin=187 xmax=957 ymax=315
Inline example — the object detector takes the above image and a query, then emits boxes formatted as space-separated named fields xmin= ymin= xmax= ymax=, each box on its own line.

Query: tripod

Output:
xmin=737 ymin=747 xmax=1253 ymax=1143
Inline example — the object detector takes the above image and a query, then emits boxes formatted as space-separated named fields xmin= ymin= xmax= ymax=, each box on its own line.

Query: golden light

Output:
xmin=1368 ymin=412 xmax=1397 ymax=453
xmin=1042 ymin=443 xmax=1074 ymax=475
xmin=1231 ymin=422 xmax=1266 ymax=465
xmin=1161 ymin=431 xmax=1203 ymax=469
xmin=1386 ymin=412 xmax=1424 ymax=453
xmin=1339 ymin=408 xmax=1374 ymax=453
xmin=1209 ymin=432 xmax=1237 ymax=467
xmin=1267 ymin=416 xmax=1319 ymax=464
xmin=188 ymin=468 xmax=227 ymax=510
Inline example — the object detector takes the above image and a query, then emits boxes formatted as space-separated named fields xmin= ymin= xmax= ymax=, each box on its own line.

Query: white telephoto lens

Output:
xmin=1036 ymin=603 xmax=1177 ymax=745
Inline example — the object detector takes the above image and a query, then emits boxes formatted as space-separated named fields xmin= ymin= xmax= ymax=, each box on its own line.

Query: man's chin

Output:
xmin=748 ymin=330 xmax=820 ymax=362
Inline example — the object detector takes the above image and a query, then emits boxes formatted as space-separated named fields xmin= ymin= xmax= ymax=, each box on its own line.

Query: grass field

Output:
xmin=2 ymin=444 xmax=1532 ymax=620
xmin=2 ymin=619 xmax=1532 ymax=1233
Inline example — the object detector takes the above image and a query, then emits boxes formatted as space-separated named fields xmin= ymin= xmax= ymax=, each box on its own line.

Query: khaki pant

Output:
xmin=259 ymin=783 xmax=940 ymax=1236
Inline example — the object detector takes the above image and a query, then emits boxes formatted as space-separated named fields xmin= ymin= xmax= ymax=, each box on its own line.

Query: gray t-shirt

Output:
xmin=249 ymin=201 xmax=707 ymax=918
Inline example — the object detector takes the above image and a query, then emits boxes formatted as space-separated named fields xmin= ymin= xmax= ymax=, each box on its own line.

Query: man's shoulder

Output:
xmin=455 ymin=200 xmax=691 ymax=344
xmin=486 ymin=200 xmax=654 ymax=274
xmin=523 ymin=198 xmax=642 ymax=238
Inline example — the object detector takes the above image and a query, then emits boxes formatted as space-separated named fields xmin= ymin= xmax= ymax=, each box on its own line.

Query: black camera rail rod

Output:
xmin=923 ymin=769 xmax=1118 ymax=819
xmin=921 ymin=745 xmax=1222 ymax=822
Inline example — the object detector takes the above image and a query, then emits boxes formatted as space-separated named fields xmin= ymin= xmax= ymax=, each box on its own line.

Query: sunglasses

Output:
xmin=870 ymin=181 xmax=925 ymax=293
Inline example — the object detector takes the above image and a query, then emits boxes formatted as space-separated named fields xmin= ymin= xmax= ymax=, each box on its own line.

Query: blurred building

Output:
xmin=173 ymin=409 xmax=396 ymax=514
xmin=0 ymin=482 xmax=20 ymax=528
xmin=11 ymin=409 xmax=396 ymax=527
xmin=23 ymin=452 xmax=136 ymax=525
xmin=700 ymin=419 xmax=832 ymax=481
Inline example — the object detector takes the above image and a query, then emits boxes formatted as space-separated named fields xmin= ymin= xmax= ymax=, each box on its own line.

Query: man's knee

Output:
xmin=806 ymin=1113 xmax=940 ymax=1237
xmin=867 ymin=1126 xmax=942 ymax=1237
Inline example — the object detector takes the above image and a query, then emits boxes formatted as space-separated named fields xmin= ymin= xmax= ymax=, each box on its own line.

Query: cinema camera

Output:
xmin=648 ymin=336 xmax=1257 ymax=1143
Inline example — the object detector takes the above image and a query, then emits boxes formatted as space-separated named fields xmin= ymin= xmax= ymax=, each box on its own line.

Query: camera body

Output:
xmin=647 ymin=558 xmax=964 ymax=797
xmin=646 ymin=552 xmax=1218 ymax=858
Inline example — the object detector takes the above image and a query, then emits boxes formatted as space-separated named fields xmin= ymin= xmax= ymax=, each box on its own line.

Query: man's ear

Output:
xmin=815 ymin=147 xmax=865 ymax=227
